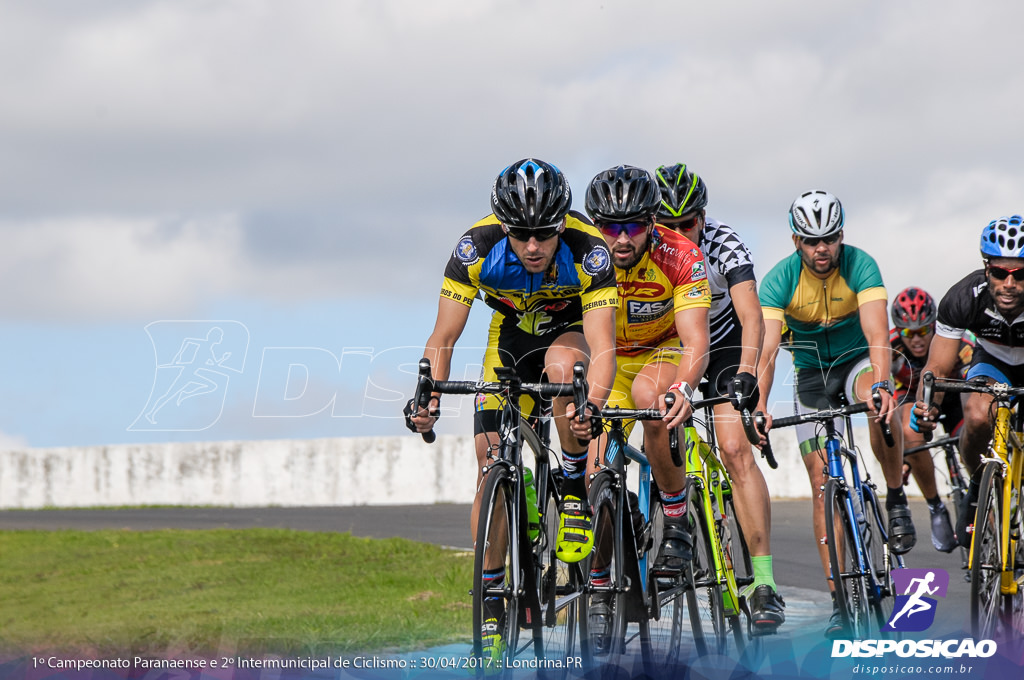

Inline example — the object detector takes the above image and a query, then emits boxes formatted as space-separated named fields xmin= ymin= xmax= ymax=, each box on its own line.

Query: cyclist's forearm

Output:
xmin=917 ymin=335 xmax=962 ymax=404
xmin=756 ymin=318 xmax=783 ymax=409
xmin=732 ymin=281 xmax=765 ymax=374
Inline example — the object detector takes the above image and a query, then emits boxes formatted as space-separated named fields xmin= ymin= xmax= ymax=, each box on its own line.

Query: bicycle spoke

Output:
xmin=686 ymin=483 xmax=727 ymax=654
xmin=970 ymin=462 xmax=1005 ymax=639
xmin=825 ymin=478 xmax=869 ymax=639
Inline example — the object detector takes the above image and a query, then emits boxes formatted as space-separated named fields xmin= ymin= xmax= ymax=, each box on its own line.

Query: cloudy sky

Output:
xmin=1 ymin=1 xmax=1021 ymax=448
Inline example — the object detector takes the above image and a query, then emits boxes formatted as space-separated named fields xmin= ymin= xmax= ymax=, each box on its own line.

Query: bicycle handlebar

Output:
xmin=903 ymin=435 xmax=958 ymax=457
xmin=771 ymin=401 xmax=871 ymax=429
xmin=411 ymin=358 xmax=588 ymax=444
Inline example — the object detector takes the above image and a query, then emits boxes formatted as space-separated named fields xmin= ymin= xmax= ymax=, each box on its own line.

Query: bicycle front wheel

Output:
xmin=580 ymin=470 xmax=628 ymax=666
xmin=862 ymin=484 xmax=897 ymax=635
xmin=473 ymin=465 xmax=520 ymax=676
xmin=643 ymin=500 xmax=686 ymax=670
xmin=970 ymin=461 xmax=1005 ymax=639
xmin=686 ymin=482 xmax=727 ymax=655
xmin=536 ymin=461 xmax=581 ymax=676
xmin=825 ymin=478 xmax=870 ymax=638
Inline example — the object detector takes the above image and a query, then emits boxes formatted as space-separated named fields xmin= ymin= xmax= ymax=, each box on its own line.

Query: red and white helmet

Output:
xmin=891 ymin=287 xmax=937 ymax=330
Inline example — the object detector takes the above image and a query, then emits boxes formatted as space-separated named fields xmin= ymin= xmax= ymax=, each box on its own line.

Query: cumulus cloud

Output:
xmin=0 ymin=1 xmax=1023 ymax=320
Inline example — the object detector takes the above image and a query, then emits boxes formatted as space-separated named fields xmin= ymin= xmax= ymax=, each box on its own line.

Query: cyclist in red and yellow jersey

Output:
xmin=580 ymin=165 xmax=711 ymax=640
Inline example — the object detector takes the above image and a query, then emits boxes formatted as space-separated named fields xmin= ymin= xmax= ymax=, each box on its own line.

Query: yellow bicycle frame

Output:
xmin=684 ymin=424 xmax=743 ymax=616
xmin=970 ymin=403 xmax=1024 ymax=596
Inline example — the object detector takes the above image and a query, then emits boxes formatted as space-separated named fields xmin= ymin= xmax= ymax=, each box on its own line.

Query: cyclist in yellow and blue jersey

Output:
xmin=579 ymin=165 xmax=711 ymax=642
xmin=407 ymin=159 xmax=617 ymax=661
xmin=754 ymin=190 xmax=913 ymax=639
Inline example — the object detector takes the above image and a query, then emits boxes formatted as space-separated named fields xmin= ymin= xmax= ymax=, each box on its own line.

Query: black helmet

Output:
xmin=585 ymin=165 xmax=662 ymax=223
xmin=490 ymin=159 xmax=572 ymax=228
xmin=655 ymin=163 xmax=708 ymax=219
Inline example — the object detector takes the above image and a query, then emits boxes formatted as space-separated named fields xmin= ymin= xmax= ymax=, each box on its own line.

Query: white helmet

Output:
xmin=789 ymin=190 xmax=844 ymax=238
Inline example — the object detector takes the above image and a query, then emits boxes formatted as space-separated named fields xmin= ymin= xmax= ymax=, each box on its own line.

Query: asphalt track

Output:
xmin=0 ymin=499 xmax=976 ymax=638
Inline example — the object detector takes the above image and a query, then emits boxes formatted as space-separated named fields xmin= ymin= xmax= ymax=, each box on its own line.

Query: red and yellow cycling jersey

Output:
xmin=614 ymin=226 xmax=711 ymax=356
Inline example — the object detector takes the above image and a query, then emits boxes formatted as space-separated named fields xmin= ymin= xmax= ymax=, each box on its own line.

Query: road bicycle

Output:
xmin=903 ymin=433 xmax=971 ymax=571
xmin=922 ymin=372 xmax=1024 ymax=641
xmin=760 ymin=397 xmax=905 ymax=638
xmin=683 ymin=393 xmax=776 ymax=654
xmin=411 ymin=359 xmax=588 ymax=678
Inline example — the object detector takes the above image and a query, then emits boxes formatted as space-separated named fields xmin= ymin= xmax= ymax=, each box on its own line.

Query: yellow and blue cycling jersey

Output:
xmin=441 ymin=211 xmax=618 ymax=336
xmin=759 ymin=245 xmax=887 ymax=369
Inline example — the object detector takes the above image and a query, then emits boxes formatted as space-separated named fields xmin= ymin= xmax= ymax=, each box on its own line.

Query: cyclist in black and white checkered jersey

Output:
xmin=655 ymin=163 xmax=785 ymax=634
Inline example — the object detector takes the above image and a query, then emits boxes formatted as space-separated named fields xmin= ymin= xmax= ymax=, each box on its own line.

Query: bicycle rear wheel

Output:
xmin=686 ymin=482 xmax=727 ymax=654
xmin=643 ymin=500 xmax=687 ymax=671
xmin=970 ymin=461 xmax=1005 ymax=639
xmin=536 ymin=464 xmax=581 ymax=677
xmin=824 ymin=478 xmax=870 ymax=638
xmin=473 ymin=466 xmax=520 ymax=676
xmin=580 ymin=471 xmax=628 ymax=667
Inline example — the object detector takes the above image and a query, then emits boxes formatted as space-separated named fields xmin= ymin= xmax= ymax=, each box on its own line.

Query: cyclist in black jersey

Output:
xmin=913 ymin=215 xmax=1024 ymax=548
xmin=655 ymin=163 xmax=785 ymax=632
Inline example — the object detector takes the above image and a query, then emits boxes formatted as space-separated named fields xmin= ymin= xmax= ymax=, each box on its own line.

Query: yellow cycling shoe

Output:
xmin=480 ymin=617 xmax=505 ymax=674
xmin=555 ymin=495 xmax=594 ymax=563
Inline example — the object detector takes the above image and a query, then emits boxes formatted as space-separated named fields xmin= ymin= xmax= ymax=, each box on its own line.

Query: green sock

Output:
xmin=751 ymin=555 xmax=777 ymax=591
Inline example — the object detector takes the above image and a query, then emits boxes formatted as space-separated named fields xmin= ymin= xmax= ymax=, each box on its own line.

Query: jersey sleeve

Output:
xmin=574 ymin=223 xmax=618 ymax=314
xmin=758 ymin=258 xmax=792 ymax=324
xmin=936 ymin=271 xmax=984 ymax=339
xmin=439 ymin=228 xmax=484 ymax=308
xmin=846 ymin=246 xmax=887 ymax=305
xmin=705 ymin=222 xmax=757 ymax=288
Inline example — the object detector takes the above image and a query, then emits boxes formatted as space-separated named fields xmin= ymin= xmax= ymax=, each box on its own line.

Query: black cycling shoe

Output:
xmin=587 ymin=593 xmax=612 ymax=655
xmin=955 ymin=491 xmax=978 ymax=549
xmin=748 ymin=584 xmax=786 ymax=634
xmin=929 ymin=502 xmax=956 ymax=553
xmin=887 ymin=504 xmax=917 ymax=555
xmin=652 ymin=519 xmax=693 ymax=575
xmin=825 ymin=605 xmax=847 ymax=640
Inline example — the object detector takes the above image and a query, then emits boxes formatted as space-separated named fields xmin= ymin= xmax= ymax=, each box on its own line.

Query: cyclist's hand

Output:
xmin=727 ymin=372 xmax=760 ymax=412
xmin=869 ymin=385 xmax=897 ymax=425
xmin=754 ymin=410 xmax=773 ymax=448
xmin=566 ymin=401 xmax=602 ymax=441
xmin=910 ymin=400 xmax=939 ymax=433
xmin=404 ymin=397 xmax=439 ymax=434
xmin=661 ymin=383 xmax=693 ymax=429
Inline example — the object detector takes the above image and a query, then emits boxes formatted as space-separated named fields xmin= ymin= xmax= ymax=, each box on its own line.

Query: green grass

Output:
xmin=0 ymin=529 xmax=473 ymax=657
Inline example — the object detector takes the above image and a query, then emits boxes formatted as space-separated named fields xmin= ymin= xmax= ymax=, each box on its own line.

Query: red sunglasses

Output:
xmin=987 ymin=264 xmax=1024 ymax=282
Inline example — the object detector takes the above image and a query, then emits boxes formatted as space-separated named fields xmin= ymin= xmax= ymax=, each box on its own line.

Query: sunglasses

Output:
xmin=504 ymin=223 xmax=562 ymax=242
xmin=661 ymin=215 xmax=701 ymax=232
xmin=898 ymin=326 xmax=933 ymax=339
xmin=800 ymin=233 xmax=842 ymax=247
xmin=597 ymin=221 xmax=650 ymax=239
xmin=987 ymin=264 xmax=1024 ymax=282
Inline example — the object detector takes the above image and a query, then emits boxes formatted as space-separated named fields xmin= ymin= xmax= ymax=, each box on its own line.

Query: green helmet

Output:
xmin=655 ymin=163 xmax=708 ymax=219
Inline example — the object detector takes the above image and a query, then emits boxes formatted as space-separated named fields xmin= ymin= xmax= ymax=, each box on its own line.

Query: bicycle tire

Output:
xmin=580 ymin=471 xmax=628 ymax=667
xmin=686 ymin=481 xmax=727 ymax=655
xmin=473 ymin=465 xmax=520 ymax=676
xmin=861 ymin=484 xmax=897 ymax=635
xmin=722 ymin=490 xmax=754 ymax=589
xmin=970 ymin=461 xmax=1005 ymax=639
xmin=944 ymin=445 xmax=972 ymax=570
xmin=824 ymin=478 xmax=871 ymax=638
xmin=527 ymin=431 xmax=580 ymax=676
xmin=642 ymin=500 xmax=686 ymax=671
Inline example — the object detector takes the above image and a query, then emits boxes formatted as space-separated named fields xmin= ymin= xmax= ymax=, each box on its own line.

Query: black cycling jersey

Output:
xmin=936 ymin=269 xmax=1024 ymax=366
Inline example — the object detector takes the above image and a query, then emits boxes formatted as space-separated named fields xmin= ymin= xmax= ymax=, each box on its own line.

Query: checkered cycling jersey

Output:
xmin=614 ymin=226 xmax=712 ymax=356
xmin=693 ymin=218 xmax=757 ymax=347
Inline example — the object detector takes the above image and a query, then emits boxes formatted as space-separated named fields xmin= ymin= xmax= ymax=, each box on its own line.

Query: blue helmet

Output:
xmin=980 ymin=215 xmax=1024 ymax=258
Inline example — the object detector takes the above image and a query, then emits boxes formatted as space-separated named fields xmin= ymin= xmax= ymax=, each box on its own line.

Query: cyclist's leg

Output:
xmin=794 ymin=364 xmax=847 ymax=635
xmin=544 ymin=325 xmax=598 ymax=563
xmin=899 ymin=399 xmax=956 ymax=552
xmin=846 ymin=354 xmax=915 ymax=554
xmin=704 ymin=343 xmax=784 ymax=628
xmin=629 ymin=347 xmax=692 ymax=572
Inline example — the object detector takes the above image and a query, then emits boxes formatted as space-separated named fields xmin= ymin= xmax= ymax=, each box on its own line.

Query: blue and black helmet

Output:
xmin=490 ymin=159 xmax=572 ymax=229
xmin=980 ymin=215 xmax=1024 ymax=258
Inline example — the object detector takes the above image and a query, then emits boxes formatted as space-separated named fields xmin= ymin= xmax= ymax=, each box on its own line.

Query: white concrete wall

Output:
xmin=0 ymin=428 xmax=929 ymax=509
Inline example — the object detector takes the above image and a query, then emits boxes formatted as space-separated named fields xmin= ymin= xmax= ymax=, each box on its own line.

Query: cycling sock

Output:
xmin=885 ymin=486 xmax=908 ymax=510
xmin=925 ymin=494 xmax=943 ymax=508
xmin=750 ymin=555 xmax=777 ymax=591
xmin=561 ymin=449 xmax=587 ymax=480
xmin=590 ymin=568 xmax=611 ymax=588
xmin=659 ymin=487 xmax=687 ymax=519
xmin=483 ymin=567 xmax=505 ymax=589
